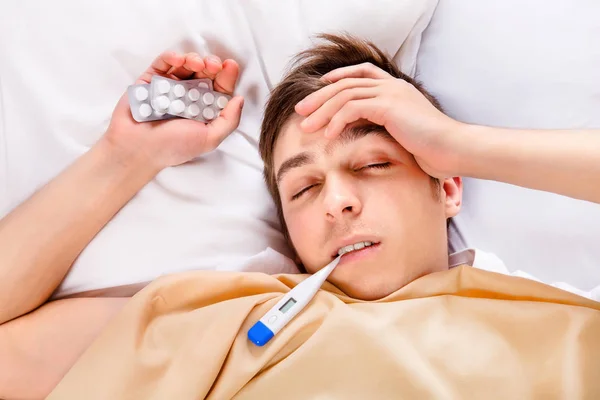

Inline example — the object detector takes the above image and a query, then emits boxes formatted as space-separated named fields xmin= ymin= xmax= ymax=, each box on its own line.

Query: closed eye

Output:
xmin=291 ymin=184 xmax=316 ymax=201
xmin=291 ymin=163 xmax=391 ymax=201
xmin=362 ymin=162 xmax=392 ymax=170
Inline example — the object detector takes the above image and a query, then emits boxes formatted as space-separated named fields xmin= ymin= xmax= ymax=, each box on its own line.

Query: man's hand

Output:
xmin=0 ymin=51 xmax=244 ymax=325
xmin=296 ymin=63 xmax=600 ymax=204
xmin=294 ymin=63 xmax=464 ymax=178
xmin=104 ymin=51 xmax=244 ymax=169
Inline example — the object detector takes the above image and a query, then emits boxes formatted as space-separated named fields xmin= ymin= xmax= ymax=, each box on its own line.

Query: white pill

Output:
xmin=169 ymin=99 xmax=185 ymax=114
xmin=135 ymin=86 xmax=149 ymax=101
xmin=186 ymin=104 xmax=200 ymax=117
xmin=154 ymin=95 xmax=171 ymax=111
xmin=188 ymin=88 xmax=200 ymax=101
xmin=154 ymin=110 xmax=166 ymax=117
xmin=139 ymin=103 xmax=152 ymax=118
xmin=202 ymin=107 xmax=216 ymax=120
xmin=202 ymin=92 xmax=215 ymax=105
xmin=197 ymin=82 xmax=210 ymax=89
xmin=157 ymin=80 xmax=171 ymax=94
xmin=173 ymin=84 xmax=186 ymax=98
xmin=216 ymin=95 xmax=229 ymax=109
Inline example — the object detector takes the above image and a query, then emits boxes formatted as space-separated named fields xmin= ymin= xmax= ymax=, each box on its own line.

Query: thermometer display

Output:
xmin=279 ymin=298 xmax=297 ymax=313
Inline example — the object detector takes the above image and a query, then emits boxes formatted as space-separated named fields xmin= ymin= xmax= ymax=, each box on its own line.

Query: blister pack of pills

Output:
xmin=149 ymin=76 xmax=230 ymax=123
xmin=128 ymin=83 xmax=174 ymax=122
xmin=128 ymin=76 xmax=230 ymax=123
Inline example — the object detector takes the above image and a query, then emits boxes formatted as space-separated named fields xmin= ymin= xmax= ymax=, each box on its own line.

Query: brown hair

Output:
xmin=259 ymin=33 xmax=442 ymax=242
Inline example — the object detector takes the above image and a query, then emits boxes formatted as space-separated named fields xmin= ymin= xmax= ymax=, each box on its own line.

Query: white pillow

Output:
xmin=416 ymin=0 xmax=600 ymax=289
xmin=0 ymin=0 xmax=438 ymax=297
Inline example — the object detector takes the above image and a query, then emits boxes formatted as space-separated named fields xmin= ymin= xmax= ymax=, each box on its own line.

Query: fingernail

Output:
xmin=208 ymin=55 xmax=221 ymax=64
xmin=296 ymin=100 xmax=305 ymax=109
xmin=300 ymin=118 xmax=309 ymax=129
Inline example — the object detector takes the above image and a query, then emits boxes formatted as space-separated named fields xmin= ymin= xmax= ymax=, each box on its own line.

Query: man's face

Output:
xmin=273 ymin=116 xmax=462 ymax=300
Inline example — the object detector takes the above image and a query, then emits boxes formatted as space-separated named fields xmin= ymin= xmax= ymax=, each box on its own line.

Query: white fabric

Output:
xmin=0 ymin=0 xmax=438 ymax=297
xmin=450 ymin=249 xmax=600 ymax=302
xmin=417 ymin=0 xmax=600 ymax=290
xmin=67 ymin=247 xmax=301 ymax=299
xmin=72 ymin=247 xmax=600 ymax=302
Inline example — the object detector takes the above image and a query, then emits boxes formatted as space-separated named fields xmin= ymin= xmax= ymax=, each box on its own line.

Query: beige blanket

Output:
xmin=49 ymin=266 xmax=600 ymax=399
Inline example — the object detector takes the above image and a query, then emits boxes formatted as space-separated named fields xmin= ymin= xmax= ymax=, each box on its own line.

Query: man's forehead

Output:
xmin=325 ymin=123 xmax=395 ymax=154
xmin=276 ymin=119 xmax=395 ymax=161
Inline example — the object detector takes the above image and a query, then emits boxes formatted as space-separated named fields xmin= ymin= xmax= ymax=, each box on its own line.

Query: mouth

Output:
xmin=331 ymin=240 xmax=381 ymax=260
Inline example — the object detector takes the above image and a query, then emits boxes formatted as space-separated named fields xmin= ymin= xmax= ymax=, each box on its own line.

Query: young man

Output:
xmin=260 ymin=33 xmax=600 ymax=301
xmin=260 ymin=34 xmax=461 ymax=301
xmin=2 ymin=35 xmax=600 ymax=398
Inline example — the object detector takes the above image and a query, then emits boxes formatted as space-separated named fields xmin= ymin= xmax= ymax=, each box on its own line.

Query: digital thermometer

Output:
xmin=247 ymin=256 xmax=341 ymax=346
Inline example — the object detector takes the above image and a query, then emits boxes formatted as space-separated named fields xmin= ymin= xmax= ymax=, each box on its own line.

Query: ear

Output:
xmin=441 ymin=177 xmax=462 ymax=218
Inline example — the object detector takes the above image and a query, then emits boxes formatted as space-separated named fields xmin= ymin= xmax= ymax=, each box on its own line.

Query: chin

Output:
xmin=334 ymin=275 xmax=399 ymax=301
xmin=344 ymin=286 xmax=395 ymax=301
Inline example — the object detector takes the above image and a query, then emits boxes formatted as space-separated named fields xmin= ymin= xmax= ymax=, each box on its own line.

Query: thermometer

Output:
xmin=247 ymin=256 xmax=341 ymax=346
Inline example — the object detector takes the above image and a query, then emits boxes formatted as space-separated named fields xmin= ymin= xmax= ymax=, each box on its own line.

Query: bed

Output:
xmin=0 ymin=0 xmax=598 ymax=313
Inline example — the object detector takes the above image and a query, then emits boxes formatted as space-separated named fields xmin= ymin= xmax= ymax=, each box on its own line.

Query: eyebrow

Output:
xmin=275 ymin=124 xmax=395 ymax=185
xmin=326 ymin=124 xmax=396 ymax=154
xmin=276 ymin=152 xmax=315 ymax=185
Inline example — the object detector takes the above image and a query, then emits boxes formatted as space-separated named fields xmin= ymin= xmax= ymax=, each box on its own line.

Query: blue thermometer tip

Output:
xmin=247 ymin=321 xmax=274 ymax=346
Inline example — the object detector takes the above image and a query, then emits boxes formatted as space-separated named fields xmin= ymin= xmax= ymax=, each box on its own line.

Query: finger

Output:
xmin=322 ymin=62 xmax=394 ymax=83
xmin=136 ymin=51 xmax=185 ymax=83
xmin=213 ymin=59 xmax=240 ymax=94
xmin=169 ymin=53 xmax=206 ymax=79
xmin=201 ymin=55 xmax=223 ymax=81
xmin=300 ymin=87 xmax=378 ymax=133
xmin=203 ymin=96 xmax=244 ymax=150
xmin=325 ymin=99 xmax=378 ymax=139
xmin=295 ymin=78 xmax=379 ymax=116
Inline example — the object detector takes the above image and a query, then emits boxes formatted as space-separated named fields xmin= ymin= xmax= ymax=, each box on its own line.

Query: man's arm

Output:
xmin=0 ymin=297 xmax=128 ymax=400
xmin=0 ymin=140 xmax=158 ymax=325
xmin=0 ymin=51 xmax=242 ymax=325
xmin=456 ymin=125 xmax=600 ymax=204
xmin=0 ymin=51 xmax=242 ymax=398
xmin=295 ymin=63 xmax=600 ymax=204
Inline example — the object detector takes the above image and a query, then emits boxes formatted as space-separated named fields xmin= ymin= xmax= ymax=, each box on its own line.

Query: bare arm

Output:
xmin=0 ymin=51 xmax=242 ymax=399
xmin=455 ymin=125 xmax=600 ymax=204
xmin=0 ymin=297 xmax=128 ymax=400
xmin=0 ymin=140 xmax=157 ymax=325
xmin=295 ymin=63 xmax=600 ymax=203
xmin=0 ymin=51 xmax=242 ymax=325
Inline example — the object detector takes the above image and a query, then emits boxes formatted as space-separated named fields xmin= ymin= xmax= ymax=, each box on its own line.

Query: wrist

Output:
xmin=436 ymin=120 xmax=473 ymax=177
xmin=95 ymin=133 xmax=164 ymax=178
xmin=452 ymin=123 xmax=501 ymax=179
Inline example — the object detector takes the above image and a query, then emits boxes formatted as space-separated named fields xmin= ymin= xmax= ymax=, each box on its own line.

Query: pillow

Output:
xmin=416 ymin=0 xmax=600 ymax=289
xmin=0 ymin=0 xmax=438 ymax=297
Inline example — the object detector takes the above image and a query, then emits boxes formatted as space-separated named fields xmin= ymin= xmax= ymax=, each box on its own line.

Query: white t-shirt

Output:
xmin=450 ymin=248 xmax=600 ymax=302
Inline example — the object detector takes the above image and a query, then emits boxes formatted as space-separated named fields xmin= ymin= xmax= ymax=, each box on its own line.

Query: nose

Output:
xmin=323 ymin=175 xmax=362 ymax=221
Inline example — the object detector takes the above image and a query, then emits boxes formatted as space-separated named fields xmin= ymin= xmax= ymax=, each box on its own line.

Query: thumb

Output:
xmin=112 ymin=92 xmax=133 ymax=119
xmin=203 ymin=96 xmax=244 ymax=150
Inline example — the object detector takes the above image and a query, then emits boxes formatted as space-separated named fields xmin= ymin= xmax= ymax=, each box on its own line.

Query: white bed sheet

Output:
xmin=0 ymin=0 xmax=438 ymax=297
xmin=417 ymin=0 xmax=600 ymax=289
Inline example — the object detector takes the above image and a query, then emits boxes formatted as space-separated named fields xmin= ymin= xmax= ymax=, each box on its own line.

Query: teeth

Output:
xmin=337 ymin=241 xmax=375 ymax=256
